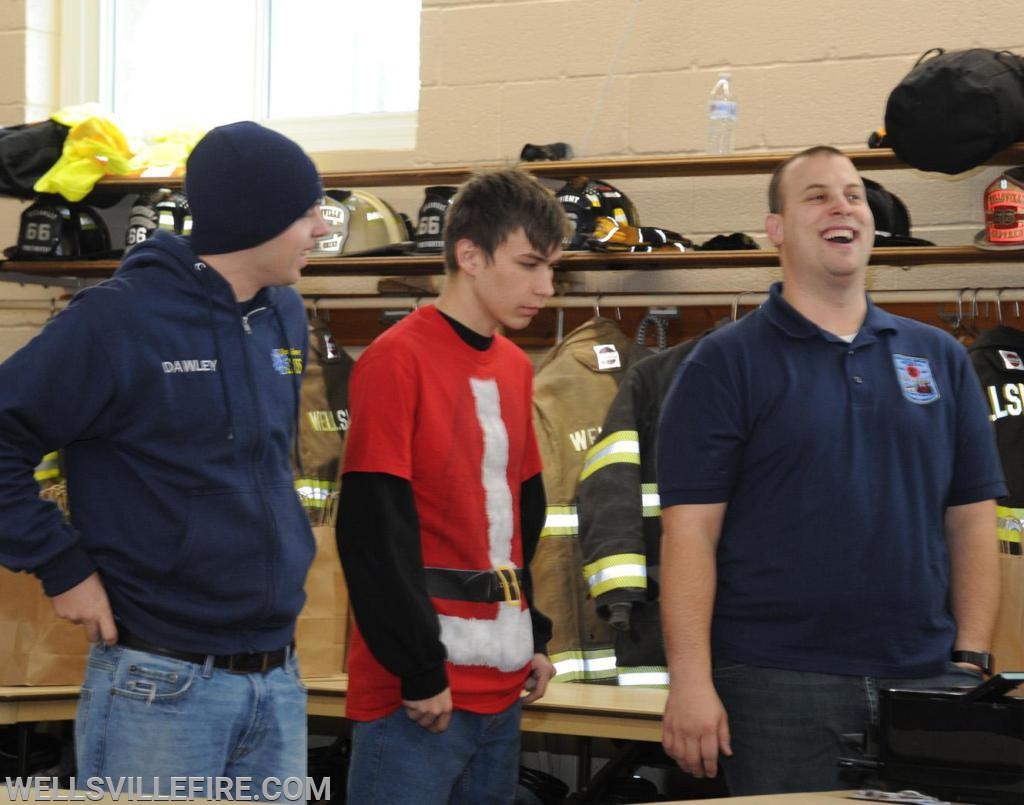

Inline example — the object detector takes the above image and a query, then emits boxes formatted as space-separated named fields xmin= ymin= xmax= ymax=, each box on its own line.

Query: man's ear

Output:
xmin=454 ymin=238 xmax=483 ymax=276
xmin=765 ymin=213 xmax=784 ymax=246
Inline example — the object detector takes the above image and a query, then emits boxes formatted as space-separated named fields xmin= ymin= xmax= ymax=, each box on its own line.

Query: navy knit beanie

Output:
xmin=185 ymin=121 xmax=323 ymax=255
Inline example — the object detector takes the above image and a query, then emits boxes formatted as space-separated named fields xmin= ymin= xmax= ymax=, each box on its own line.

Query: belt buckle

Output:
xmin=226 ymin=652 xmax=269 ymax=674
xmin=494 ymin=565 xmax=521 ymax=607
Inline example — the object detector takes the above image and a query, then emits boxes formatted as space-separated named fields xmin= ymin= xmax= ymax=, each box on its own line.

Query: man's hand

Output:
xmin=402 ymin=687 xmax=453 ymax=733
xmin=522 ymin=653 xmax=555 ymax=704
xmin=50 ymin=572 xmax=118 ymax=645
xmin=661 ymin=682 xmax=732 ymax=779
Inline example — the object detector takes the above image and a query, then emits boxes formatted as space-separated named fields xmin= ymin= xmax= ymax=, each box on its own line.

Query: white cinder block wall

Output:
xmin=0 ymin=0 xmax=59 ymax=359
xmin=2 ymin=0 xmax=1024 ymax=359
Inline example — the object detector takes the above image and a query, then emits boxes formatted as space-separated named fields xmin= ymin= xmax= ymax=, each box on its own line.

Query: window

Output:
xmin=60 ymin=0 xmax=421 ymax=151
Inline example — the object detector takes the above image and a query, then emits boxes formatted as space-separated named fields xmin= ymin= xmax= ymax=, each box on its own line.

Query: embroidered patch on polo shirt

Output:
xmin=893 ymin=354 xmax=940 ymax=404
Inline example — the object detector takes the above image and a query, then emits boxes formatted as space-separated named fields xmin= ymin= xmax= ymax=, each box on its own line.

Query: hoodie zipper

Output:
xmin=238 ymin=303 xmax=281 ymax=622
xmin=195 ymin=259 xmax=282 ymax=626
xmin=238 ymin=306 xmax=272 ymax=466
xmin=241 ymin=306 xmax=268 ymax=335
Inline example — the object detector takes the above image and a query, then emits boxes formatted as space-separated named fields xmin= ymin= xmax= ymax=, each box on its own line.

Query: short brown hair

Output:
xmin=443 ymin=169 xmax=570 ymax=272
xmin=767 ymin=145 xmax=847 ymax=214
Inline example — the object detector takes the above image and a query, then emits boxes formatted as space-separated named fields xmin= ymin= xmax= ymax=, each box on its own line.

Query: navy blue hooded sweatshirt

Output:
xmin=0 ymin=230 xmax=315 ymax=654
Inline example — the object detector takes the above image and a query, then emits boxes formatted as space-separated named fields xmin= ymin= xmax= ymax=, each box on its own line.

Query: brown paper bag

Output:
xmin=993 ymin=552 xmax=1024 ymax=673
xmin=294 ymin=524 xmax=349 ymax=679
xmin=0 ymin=566 xmax=90 ymax=685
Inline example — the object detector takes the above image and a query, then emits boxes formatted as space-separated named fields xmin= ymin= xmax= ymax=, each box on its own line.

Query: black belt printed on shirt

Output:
xmin=424 ymin=566 xmax=523 ymax=604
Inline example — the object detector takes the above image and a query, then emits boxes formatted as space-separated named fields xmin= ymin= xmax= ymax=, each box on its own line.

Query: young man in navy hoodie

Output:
xmin=0 ymin=122 xmax=328 ymax=796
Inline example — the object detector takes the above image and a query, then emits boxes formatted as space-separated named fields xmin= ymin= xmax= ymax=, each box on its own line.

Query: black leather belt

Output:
xmin=425 ymin=566 xmax=523 ymax=604
xmin=117 ymin=627 xmax=291 ymax=674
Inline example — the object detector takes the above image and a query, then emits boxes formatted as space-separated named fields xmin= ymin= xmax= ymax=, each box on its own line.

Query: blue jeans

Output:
xmin=712 ymin=660 xmax=984 ymax=796
xmin=75 ymin=642 xmax=307 ymax=798
xmin=347 ymin=699 xmax=523 ymax=805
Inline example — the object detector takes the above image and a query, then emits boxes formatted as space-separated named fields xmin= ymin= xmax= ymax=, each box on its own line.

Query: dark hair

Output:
xmin=443 ymin=169 xmax=570 ymax=272
xmin=767 ymin=145 xmax=847 ymax=214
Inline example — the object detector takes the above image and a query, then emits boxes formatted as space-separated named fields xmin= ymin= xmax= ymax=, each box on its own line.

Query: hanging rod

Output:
xmin=0 ymin=271 xmax=95 ymax=290
xmin=8 ymin=288 xmax=1021 ymax=314
xmin=304 ymin=288 xmax=1024 ymax=310
xmin=11 ymin=288 xmax=1024 ymax=313
xmin=0 ymin=299 xmax=66 ymax=311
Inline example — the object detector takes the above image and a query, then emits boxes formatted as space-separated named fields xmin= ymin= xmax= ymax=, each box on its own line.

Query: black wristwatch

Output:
xmin=951 ymin=650 xmax=993 ymax=675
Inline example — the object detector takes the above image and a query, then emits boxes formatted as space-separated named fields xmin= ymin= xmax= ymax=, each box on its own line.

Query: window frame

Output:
xmin=58 ymin=0 xmax=418 ymax=152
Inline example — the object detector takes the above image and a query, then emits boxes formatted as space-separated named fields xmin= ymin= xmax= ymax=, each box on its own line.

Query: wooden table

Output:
xmin=307 ymin=675 xmax=667 ymax=793
xmin=1 ymin=686 xmax=874 ymax=803
xmin=4 ymin=678 xmax=668 ymax=743
xmin=0 ymin=685 xmax=79 ymax=726
xmin=0 ymin=685 xmax=80 ymax=779
xmin=4 ymin=678 xmax=669 ymax=743
xmin=0 ymin=787 xmax=858 ymax=805
xmin=0 ymin=789 xmax=217 ymax=804
xmin=306 ymin=674 xmax=667 ymax=741
xmin=5 ymin=677 xmax=667 ymax=792
xmin=665 ymin=794 xmax=859 ymax=804
xmin=0 ymin=785 xmax=858 ymax=804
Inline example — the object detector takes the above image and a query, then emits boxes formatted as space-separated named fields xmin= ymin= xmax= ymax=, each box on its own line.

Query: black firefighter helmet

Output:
xmin=553 ymin=176 xmax=639 ymax=250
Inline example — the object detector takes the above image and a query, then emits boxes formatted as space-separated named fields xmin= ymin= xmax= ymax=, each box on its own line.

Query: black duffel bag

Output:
xmin=0 ymin=119 xmax=69 ymax=199
xmin=884 ymin=47 xmax=1024 ymax=174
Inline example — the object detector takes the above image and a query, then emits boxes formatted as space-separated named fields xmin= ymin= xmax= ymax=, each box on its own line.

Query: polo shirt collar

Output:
xmin=763 ymin=281 xmax=899 ymax=342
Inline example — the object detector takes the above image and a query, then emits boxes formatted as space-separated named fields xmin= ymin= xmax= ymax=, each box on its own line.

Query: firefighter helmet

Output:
xmin=124 ymin=189 xmax=192 ymax=252
xmin=553 ymin=177 xmax=639 ymax=250
xmin=411 ymin=186 xmax=458 ymax=254
xmin=311 ymin=189 xmax=412 ymax=257
xmin=15 ymin=194 xmax=112 ymax=259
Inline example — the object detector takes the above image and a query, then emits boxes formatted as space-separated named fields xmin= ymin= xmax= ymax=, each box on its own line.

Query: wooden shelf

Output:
xmin=3 ymin=245 xmax=1020 ymax=282
xmin=556 ymin=245 xmax=1024 ymax=270
xmin=7 ymin=145 xmax=1020 ymax=313
xmin=525 ymin=144 xmax=1024 ymax=180
xmin=87 ymin=144 xmax=1024 ymax=195
xmin=4 ymin=144 xmax=1009 ymax=352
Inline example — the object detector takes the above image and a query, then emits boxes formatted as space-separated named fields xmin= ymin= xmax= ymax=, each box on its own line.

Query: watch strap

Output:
xmin=951 ymin=649 xmax=992 ymax=674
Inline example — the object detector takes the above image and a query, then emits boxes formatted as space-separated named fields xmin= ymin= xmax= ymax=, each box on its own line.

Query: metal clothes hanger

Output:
xmin=730 ymin=291 xmax=758 ymax=322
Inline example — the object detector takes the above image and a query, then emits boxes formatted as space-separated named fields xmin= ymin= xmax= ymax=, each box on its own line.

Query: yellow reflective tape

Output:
xmin=641 ymin=483 xmax=661 ymax=517
xmin=580 ymin=431 xmax=640 ymax=482
xmin=550 ymin=649 xmax=618 ymax=681
xmin=591 ymin=573 xmax=647 ymax=598
xmin=295 ymin=478 xmax=337 ymax=507
xmin=542 ymin=505 xmax=578 ymax=538
xmin=617 ymin=666 xmax=669 ymax=687
xmin=579 ymin=450 xmax=641 ymax=483
xmin=582 ymin=552 xmax=645 ymax=578
xmin=997 ymin=505 xmax=1024 ymax=544
xmin=34 ymin=451 xmax=62 ymax=482
xmin=587 ymin=430 xmax=639 ymax=458
xmin=582 ymin=553 xmax=647 ymax=596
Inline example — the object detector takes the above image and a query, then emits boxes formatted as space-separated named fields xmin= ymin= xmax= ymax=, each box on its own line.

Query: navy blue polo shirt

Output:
xmin=657 ymin=282 xmax=1005 ymax=678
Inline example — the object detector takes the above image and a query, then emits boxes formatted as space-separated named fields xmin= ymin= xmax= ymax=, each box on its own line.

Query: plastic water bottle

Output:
xmin=707 ymin=72 xmax=736 ymax=154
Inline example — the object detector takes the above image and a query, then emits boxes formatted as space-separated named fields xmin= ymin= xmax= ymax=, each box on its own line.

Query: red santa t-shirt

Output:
xmin=342 ymin=305 xmax=543 ymax=719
